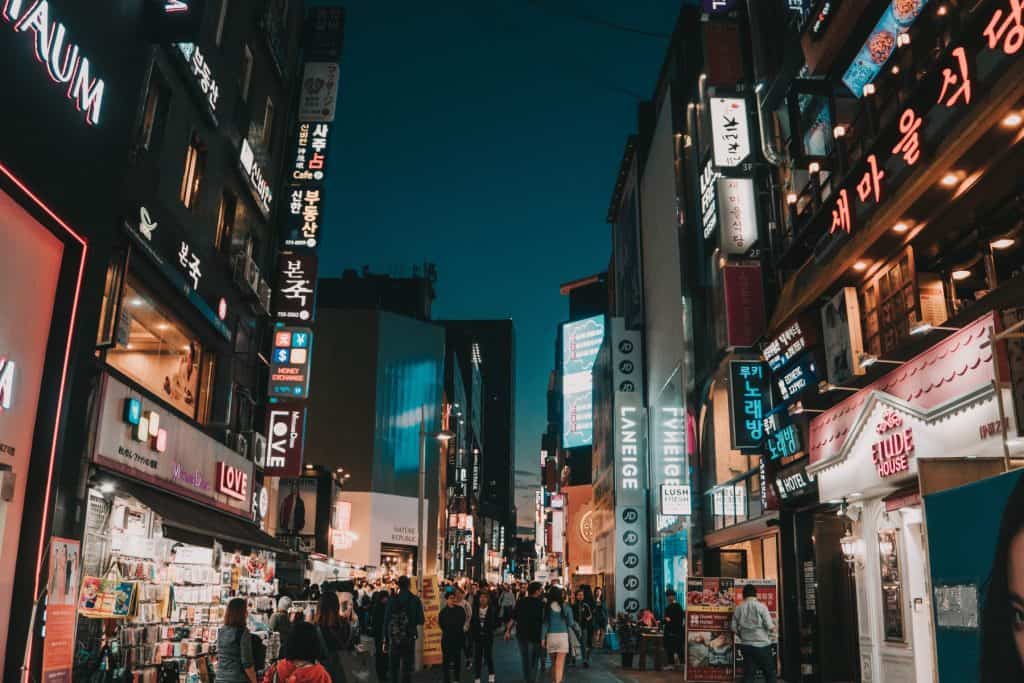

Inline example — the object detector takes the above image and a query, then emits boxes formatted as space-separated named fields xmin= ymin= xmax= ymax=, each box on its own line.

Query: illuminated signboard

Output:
xmin=216 ymin=462 xmax=250 ymax=501
xmin=700 ymin=159 xmax=718 ymax=239
xmin=0 ymin=356 xmax=14 ymax=411
xmin=273 ymin=251 xmax=318 ymax=322
xmin=776 ymin=352 xmax=819 ymax=403
xmin=298 ymin=62 xmax=340 ymax=122
xmin=269 ymin=327 xmax=313 ymax=399
xmin=709 ymin=97 xmax=751 ymax=168
xmin=240 ymin=138 xmax=273 ymax=218
xmin=842 ymin=0 xmax=932 ymax=97
xmin=144 ymin=0 xmax=205 ymax=44
xmin=773 ymin=462 xmax=815 ymax=500
xmin=820 ymin=0 xmax=1017 ymax=250
xmin=290 ymin=122 xmax=331 ymax=186
xmin=872 ymin=408 xmax=914 ymax=478
xmin=762 ymin=320 xmax=809 ymax=373
xmin=283 ymin=187 xmax=323 ymax=250
xmin=614 ymin=392 xmax=647 ymax=616
xmin=611 ymin=317 xmax=642 ymax=393
xmin=821 ymin=288 xmax=865 ymax=385
xmin=766 ymin=423 xmax=802 ymax=460
xmin=175 ymin=42 xmax=220 ymax=124
xmin=717 ymin=176 xmax=757 ymax=255
xmin=562 ymin=315 xmax=604 ymax=448
xmin=702 ymin=0 xmax=740 ymax=13
xmin=661 ymin=484 xmax=691 ymax=516
xmin=265 ymin=403 xmax=306 ymax=477
xmin=2 ymin=0 xmax=105 ymax=126
xmin=728 ymin=361 xmax=772 ymax=451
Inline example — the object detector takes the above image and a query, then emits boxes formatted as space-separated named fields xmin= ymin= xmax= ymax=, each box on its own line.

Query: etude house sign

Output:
xmin=93 ymin=374 xmax=255 ymax=517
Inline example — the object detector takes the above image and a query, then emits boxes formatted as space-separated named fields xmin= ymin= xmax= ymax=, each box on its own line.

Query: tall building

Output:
xmin=0 ymin=1 xmax=311 ymax=678
xmin=318 ymin=265 xmax=437 ymax=321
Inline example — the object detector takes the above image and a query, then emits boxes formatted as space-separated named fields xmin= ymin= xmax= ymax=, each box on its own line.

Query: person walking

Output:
xmin=383 ymin=576 xmax=424 ymax=683
xmin=662 ymin=589 xmax=684 ymax=670
xmin=498 ymin=585 xmax=515 ymax=626
xmin=731 ymin=583 xmax=777 ymax=683
xmin=440 ymin=588 xmax=467 ymax=683
xmin=540 ymin=587 xmax=575 ymax=683
xmin=504 ymin=581 xmax=544 ymax=683
xmin=263 ymin=622 xmax=332 ymax=683
xmin=570 ymin=588 xmax=593 ymax=668
xmin=216 ymin=598 xmax=257 ymax=683
xmin=461 ymin=585 xmax=474 ymax=671
xmin=592 ymin=588 xmax=608 ymax=649
xmin=269 ymin=596 xmax=294 ymax=658
xmin=470 ymin=590 xmax=499 ymax=683
xmin=370 ymin=590 xmax=391 ymax=682
xmin=315 ymin=591 xmax=349 ymax=682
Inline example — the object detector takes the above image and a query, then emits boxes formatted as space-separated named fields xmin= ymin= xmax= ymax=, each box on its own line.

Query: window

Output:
xmin=139 ymin=69 xmax=170 ymax=151
xmin=215 ymin=0 xmax=229 ymax=47
xmin=106 ymin=275 xmax=214 ymax=421
xmin=216 ymin=191 xmax=237 ymax=254
xmin=262 ymin=97 xmax=275 ymax=147
xmin=240 ymin=44 xmax=253 ymax=101
xmin=179 ymin=131 xmax=206 ymax=209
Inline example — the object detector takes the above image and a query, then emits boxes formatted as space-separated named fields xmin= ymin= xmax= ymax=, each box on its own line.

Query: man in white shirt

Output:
xmin=730 ymin=583 xmax=776 ymax=683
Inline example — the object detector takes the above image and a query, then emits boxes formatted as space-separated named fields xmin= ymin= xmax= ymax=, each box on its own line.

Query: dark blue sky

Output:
xmin=316 ymin=0 xmax=680 ymax=524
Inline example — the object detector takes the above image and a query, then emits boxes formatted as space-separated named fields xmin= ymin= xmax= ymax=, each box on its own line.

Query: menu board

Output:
xmin=686 ymin=577 xmax=735 ymax=682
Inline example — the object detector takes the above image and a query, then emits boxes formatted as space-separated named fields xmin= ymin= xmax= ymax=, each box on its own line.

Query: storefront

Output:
xmin=75 ymin=372 xmax=286 ymax=680
xmin=333 ymin=490 xmax=422 ymax=577
xmin=807 ymin=312 xmax=1017 ymax=683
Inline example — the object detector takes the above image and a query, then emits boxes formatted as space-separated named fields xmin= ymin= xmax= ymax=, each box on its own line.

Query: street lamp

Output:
xmin=418 ymin=409 xmax=454 ymax=583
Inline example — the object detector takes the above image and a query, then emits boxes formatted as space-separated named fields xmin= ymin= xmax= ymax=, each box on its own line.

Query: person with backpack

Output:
xmin=540 ymin=587 xmax=575 ymax=683
xmin=216 ymin=598 xmax=258 ymax=683
xmin=370 ymin=590 xmax=391 ymax=681
xmin=570 ymin=588 xmax=593 ymax=668
xmin=315 ymin=591 xmax=349 ymax=682
xmin=383 ymin=576 xmax=424 ymax=683
xmin=470 ymin=590 xmax=499 ymax=683
xmin=263 ymin=622 xmax=332 ymax=683
xmin=504 ymin=581 xmax=544 ymax=683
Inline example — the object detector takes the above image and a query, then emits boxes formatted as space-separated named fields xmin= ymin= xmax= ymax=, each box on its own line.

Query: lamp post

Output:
xmin=418 ymin=407 xmax=454 ymax=583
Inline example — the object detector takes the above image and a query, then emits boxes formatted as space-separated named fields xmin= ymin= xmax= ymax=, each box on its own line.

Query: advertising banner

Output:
xmin=821 ymin=287 xmax=865 ymax=385
xmin=716 ymin=176 xmax=757 ymax=255
xmin=273 ymin=251 xmax=318 ymax=322
xmin=610 ymin=318 xmax=642 ymax=394
xmin=775 ymin=352 xmax=819 ymax=404
xmin=842 ymin=0 xmax=931 ymax=97
xmin=709 ymin=97 xmax=751 ymax=168
xmin=686 ymin=577 xmax=735 ymax=682
xmin=288 ymin=122 xmax=331 ymax=188
xmin=78 ymin=577 xmax=136 ymax=619
xmin=42 ymin=537 xmax=81 ymax=682
xmin=614 ymin=392 xmax=647 ymax=616
xmin=420 ymin=576 xmax=443 ymax=666
xmin=269 ymin=327 xmax=314 ymax=399
xmin=265 ymin=403 xmax=306 ymax=477
xmin=562 ymin=316 xmax=605 ymax=448
xmin=92 ymin=374 xmax=256 ymax=516
xmin=722 ymin=262 xmax=765 ymax=349
xmin=298 ymin=62 xmax=340 ymax=121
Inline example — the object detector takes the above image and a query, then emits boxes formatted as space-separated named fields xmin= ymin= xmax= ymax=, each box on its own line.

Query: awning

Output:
xmin=120 ymin=481 xmax=289 ymax=554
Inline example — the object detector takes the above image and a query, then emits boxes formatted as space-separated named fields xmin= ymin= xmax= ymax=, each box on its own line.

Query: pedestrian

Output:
xmin=570 ymin=588 xmax=592 ymax=668
xmin=315 ymin=591 xmax=348 ymax=682
xmin=440 ymin=588 xmax=467 ymax=683
xmin=504 ymin=581 xmax=543 ymax=683
xmin=592 ymin=588 xmax=608 ymax=649
xmin=263 ymin=621 xmax=332 ymax=683
xmin=269 ymin=596 xmax=294 ymax=658
xmin=461 ymin=586 xmax=474 ymax=671
xmin=731 ymin=583 xmax=777 ymax=683
xmin=662 ymin=589 xmax=684 ymax=670
xmin=216 ymin=597 xmax=257 ymax=683
xmin=471 ymin=590 xmax=498 ymax=683
xmin=383 ymin=576 xmax=424 ymax=683
xmin=370 ymin=590 xmax=391 ymax=682
xmin=540 ymin=587 xmax=575 ymax=683
xmin=498 ymin=585 xmax=515 ymax=625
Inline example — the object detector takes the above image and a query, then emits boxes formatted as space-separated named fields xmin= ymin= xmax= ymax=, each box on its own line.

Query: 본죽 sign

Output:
xmin=273 ymin=251 xmax=318 ymax=322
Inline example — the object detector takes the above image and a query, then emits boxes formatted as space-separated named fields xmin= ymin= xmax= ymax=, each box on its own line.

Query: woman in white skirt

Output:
xmin=541 ymin=587 xmax=576 ymax=683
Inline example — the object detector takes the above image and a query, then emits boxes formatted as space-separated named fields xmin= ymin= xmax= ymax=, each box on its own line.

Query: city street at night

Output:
xmin=2 ymin=1 xmax=1024 ymax=682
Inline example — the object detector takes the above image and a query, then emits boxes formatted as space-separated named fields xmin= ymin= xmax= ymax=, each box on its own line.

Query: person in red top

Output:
xmin=263 ymin=622 xmax=332 ymax=683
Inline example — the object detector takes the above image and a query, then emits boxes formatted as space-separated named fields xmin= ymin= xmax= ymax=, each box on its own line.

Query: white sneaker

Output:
xmin=488 ymin=676 xmax=495 ymax=683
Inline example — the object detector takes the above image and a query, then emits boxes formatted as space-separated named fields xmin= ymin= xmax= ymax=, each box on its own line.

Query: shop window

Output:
xmin=215 ymin=0 xmax=229 ymax=47
xmin=240 ymin=44 xmax=254 ymax=102
xmin=878 ymin=528 xmax=905 ymax=642
xmin=179 ymin=131 xmax=207 ymax=210
xmin=215 ymin=190 xmax=237 ymax=255
xmin=95 ymin=252 xmax=128 ymax=347
xmin=139 ymin=68 xmax=170 ymax=151
xmin=106 ymin=275 xmax=213 ymax=421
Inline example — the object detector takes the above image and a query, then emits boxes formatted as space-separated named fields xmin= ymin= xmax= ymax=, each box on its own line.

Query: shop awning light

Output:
xmin=1001 ymin=112 xmax=1023 ymax=129
xmin=991 ymin=238 xmax=1016 ymax=250
xmin=818 ymin=380 xmax=858 ymax=394
xmin=892 ymin=222 xmax=910 ymax=234
xmin=941 ymin=171 xmax=964 ymax=188
xmin=936 ymin=4 xmax=948 ymax=17
xmin=859 ymin=353 xmax=904 ymax=369
xmin=853 ymin=260 xmax=870 ymax=272
xmin=788 ymin=401 xmax=824 ymax=416
xmin=952 ymin=269 xmax=972 ymax=281
xmin=910 ymin=322 xmax=959 ymax=335
xmin=99 ymin=481 xmax=116 ymax=494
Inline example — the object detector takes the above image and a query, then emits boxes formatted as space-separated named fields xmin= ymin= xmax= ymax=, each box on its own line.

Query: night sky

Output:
xmin=315 ymin=0 xmax=683 ymax=527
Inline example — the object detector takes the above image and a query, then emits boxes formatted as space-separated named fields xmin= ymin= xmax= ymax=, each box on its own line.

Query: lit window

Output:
xmin=180 ymin=131 xmax=206 ymax=209
xmin=107 ymin=276 xmax=214 ymax=421
xmin=216 ymin=191 xmax=237 ymax=254
xmin=139 ymin=69 xmax=169 ymax=150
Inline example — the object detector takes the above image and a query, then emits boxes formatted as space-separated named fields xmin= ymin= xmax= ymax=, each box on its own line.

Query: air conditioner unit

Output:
xmin=257 ymin=279 xmax=272 ymax=315
xmin=234 ymin=431 xmax=249 ymax=458
xmin=252 ymin=432 xmax=268 ymax=468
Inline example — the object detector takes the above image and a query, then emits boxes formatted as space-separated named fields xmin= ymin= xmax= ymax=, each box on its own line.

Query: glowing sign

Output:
xmin=728 ymin=361 xmax=771 ymax=451
xmin=0 ymin=356 xmax=14 ymax=410
xmin=709 ymin=97 xmax=751 ymax=168
xmin=269 ymin=327 xmax=313 ymax=399
xmin=2 ymin=0 xmax=105 ymax=125
xmin=871 ymin=409 xmax=914 ymax=478
xmin=240 ymin=138 xmax=273 ymax=217
xmin=562 ymin=315 xmax=604 ymax=448
xmin=123 ymin=398 xmax=168 ymax=453
xmin=216 ymin=462 xmax=249 ymax=501
xmin=842 ymin=0 xmax=932 ymax=97
xmin=176 ymin=42 xmax=220 ymax=119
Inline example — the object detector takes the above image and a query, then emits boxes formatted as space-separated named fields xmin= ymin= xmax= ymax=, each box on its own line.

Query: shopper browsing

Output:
xmin=263 ymin=622 xmax=332 ymax=683
xmin=216 ymin=598 xmax=257 ymax=683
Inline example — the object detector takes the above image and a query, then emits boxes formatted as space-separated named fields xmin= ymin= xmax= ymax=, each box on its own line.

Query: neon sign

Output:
xmin=2 ymin=0 xmax=106 ymax=125
xmin=123 ymin=398 xmax=168 ymax=453
xmin=871 ymin=408 xmax=914 ymax=478
xmin=216 ymin=462 xmax=249 ymax=501
xmin=0 ymin=356 xmax=14 ymax=410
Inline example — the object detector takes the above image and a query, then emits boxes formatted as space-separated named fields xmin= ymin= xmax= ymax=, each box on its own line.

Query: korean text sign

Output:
xmin=729 ymin=361 xmax=772 ymax=451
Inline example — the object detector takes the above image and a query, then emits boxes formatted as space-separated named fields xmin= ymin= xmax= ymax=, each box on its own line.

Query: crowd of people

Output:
xmin=215 ymin=576 xmax=775 ymax=683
